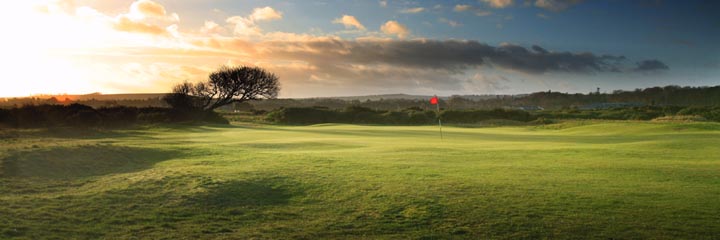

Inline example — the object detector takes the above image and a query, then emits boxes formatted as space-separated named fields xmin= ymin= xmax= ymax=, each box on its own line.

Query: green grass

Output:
xmin=1 ymin=121 xmax=719 ymax=239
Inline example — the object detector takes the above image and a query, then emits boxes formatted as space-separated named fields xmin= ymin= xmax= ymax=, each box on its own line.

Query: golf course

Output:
xmin=1 ymin=121 xmax=719 ymax=239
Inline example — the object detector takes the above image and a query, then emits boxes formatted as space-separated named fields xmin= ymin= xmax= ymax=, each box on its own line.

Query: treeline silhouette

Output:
xmin=0 ymin=104 xmax=227 ymax=128
xmin=538 ymin=106 xmax=720 ymax=121
xmin=3 ymin=85 xmax=719 ymax=111
xmin=264 ymin=105 xmax=720 ymax=125
xmin=2 ymin=85 xmax=720 ymax=128
xmin=266 ymin=106 xmax=537 ymax=125
xmin=252 ymin=85 xmax=720 ymax=111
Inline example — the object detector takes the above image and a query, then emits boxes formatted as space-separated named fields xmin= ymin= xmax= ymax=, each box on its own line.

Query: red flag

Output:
xmin=430 ymin=96 xmax=438 ymax=105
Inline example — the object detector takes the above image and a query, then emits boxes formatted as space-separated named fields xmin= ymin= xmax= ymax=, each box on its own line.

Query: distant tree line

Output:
xmin=5 ymin=85 xmax=719 ymax=112
xmin=264 ymin=105 xmax=720 ymax=125
xmin=2 ymin=84 xmax=720 ymax=128
xmin=251 ymin=85 xmax=720 ymax=111
xmin=0 ymin=104 xmax=230 ymax=128
xmin=538 ymin=106 xmax=720 ymax=121
xmin=266 ymin=106 xmax=537 ymax=125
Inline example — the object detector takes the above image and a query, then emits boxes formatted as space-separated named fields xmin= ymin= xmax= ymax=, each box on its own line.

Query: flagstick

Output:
xmin=436 ymin=99 xmax=443 ymax=140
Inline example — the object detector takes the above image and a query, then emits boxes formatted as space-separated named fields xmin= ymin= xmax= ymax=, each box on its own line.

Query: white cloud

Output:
xmin=129 ymin=0 xmax=166 ymax=19
xmin=481 ymin=0 xmax=513 ymax=8
xmin=200 ymin=20 xmax=225 ymax=35
xmin=249 ymin=6 xmax=282 ymax=21
xmin=454 ymin=4 xmax=471 ymax=12
xmin=226 ymin=6 xmax=283 ymax=36
xmin=400 ymin=7 xmax=425 ymax=14
xmin=438 ymin=18 xmax=461 ymax=27
xmin=379 ymin=0 xmax=387 ymax=7
xmin=226 ymin=16 xmax=261 ymax=36
xmin=332 ymin=15 xmax=366 ymax=30
xmin=535 ymin=0 xmax=583 ymax=11
xmin=453 ymin=4 xmax=492 ymax=16
xmin=381 ymin=20 xmax=410 ymax=39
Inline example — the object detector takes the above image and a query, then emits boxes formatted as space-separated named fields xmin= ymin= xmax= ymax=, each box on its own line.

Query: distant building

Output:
xmin=579 ymin=102 xmax=644 ymax=110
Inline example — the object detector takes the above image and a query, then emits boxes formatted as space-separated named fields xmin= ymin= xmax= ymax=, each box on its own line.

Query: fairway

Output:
xmin=2 ymin=121 xmax=720 ymax=239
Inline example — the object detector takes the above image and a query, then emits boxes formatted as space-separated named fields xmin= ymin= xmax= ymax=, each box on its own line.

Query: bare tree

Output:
xmin=164 ymin=65 xmax=279 ymax=112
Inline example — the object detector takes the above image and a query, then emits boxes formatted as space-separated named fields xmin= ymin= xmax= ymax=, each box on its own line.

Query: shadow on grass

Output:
xmin=190 ymin=178 xmax=298 ymax=208
xmin=1 ymin=145 xmax=182 ymax=179
xmin=0 ymin=127 xmax=159 ymax=140
xmin=0 ymin=174 xmax=306 ymax=239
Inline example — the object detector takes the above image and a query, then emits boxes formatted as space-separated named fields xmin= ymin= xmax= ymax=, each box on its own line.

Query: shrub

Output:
xmin=441 ymin=109 xmax=536 ymax=123
xmin=652 ymin=115 xmax=707 ymax=122
xmin=266 ymin=107 xmax=536 ymax=125
xmin=98 ymin=106 xmax=139 ymax=127
xmin=267 ymin=107 xmax=341 ymax=124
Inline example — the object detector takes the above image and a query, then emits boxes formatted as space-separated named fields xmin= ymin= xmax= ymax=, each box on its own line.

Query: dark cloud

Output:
xmin=634 ymin=59 xmax=669 ymax=72
xmin=187 ymin=38 xmax=664 ymax=94
xmin=260 ymin=39 xmax=628 ymax=74
xmin=531 ymin=45 xmax=549 ymax=54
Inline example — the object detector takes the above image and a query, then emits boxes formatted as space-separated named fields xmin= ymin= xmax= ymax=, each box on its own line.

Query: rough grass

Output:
xmin=1 ymin=121 xmax=719 ymax=239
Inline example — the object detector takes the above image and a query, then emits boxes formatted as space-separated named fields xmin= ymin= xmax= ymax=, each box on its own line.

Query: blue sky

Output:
xmin=3 ymin=0 xmax=719 ymax=97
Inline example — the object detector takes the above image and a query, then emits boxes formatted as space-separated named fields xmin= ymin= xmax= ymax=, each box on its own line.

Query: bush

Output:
xmin=677 ymin=106 xmax=720 ymax=122
xmin=531 ymin=117 xmax=555 ymax=125
xmin=441 ymin=109 xmax=536 ymax=123
xmin=98 ymin=106 xmax=139 ymax=127
xmin=66 ymin=109 xmax=102 ymax=127
xmin=652 ymin=115 xmax=707 ymax=122
xmin=203 ymin=111 xmax=230 ymax=124
xmin=0 ymin=104 xmax=229 ymax=129
xmin=0 ymin=108 xmax=10 ymax=127
xmin=266 ymin=107 xmax=341 ymax=124
xmin=265 ymin=107 xmax=537 ymax=125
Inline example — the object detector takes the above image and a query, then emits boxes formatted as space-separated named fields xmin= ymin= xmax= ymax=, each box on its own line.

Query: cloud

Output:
xmin=400 ymin=7 xmax=425 ymax=14
xmin=124 ymin=0 xmax=178 ymax=22
xmin=240 ymin=39 xmax=631 ymax=75
xmin=534 ymin=0 xmax=583 ymax=11
xmin=226 ymin=6 xmax=283 ymax=36
xmin=634 ymin=59 xmax=669 ymax=72
xmin=453 ymin=4 xmax=492 ymax=16
xmin=454 ymin=4 xmax=471 ymax=11
xmin=218 ymin=39 xmax=641 ymax=94
xmin=465 ymin=73 xmax=510 ymax=93
xmin=481 ymin=0 xmax=514 ymax=8
xmin=113 ymin=15 xmax=168 ymax=35
xmin=226 ymin=16 xmax=261 ymax=36
xmin=200 ymin=20 xmax=226 ymax=35
xmin=379 ymin=0 xmax=387 ymax=7
xmin=130 ymin=0 xmax=166 ymax=18
xmin=381 ymin=21 xmax=410 ymax=38
xmin=26 ymin=0 xmax=666 ymax=97
xmin=536 ymin=13 xmax=549 ymax=19
xmin=249 ymin=6 xmax=282 ymax=21
xmin=438 ymin=18 xmax=461 ymax=27
xmin=110 ymin=0 xmax=180 ymax=35
xmin=39 ymin=0 xmax=77 ymax=15
xmin=332 ymin=15 xmax=366 ymax=30
xmin=531 ymin=45 xmax=549 ymax=54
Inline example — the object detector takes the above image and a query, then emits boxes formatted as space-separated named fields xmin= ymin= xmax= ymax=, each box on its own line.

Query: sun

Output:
xmin=0 ymin=1 xmax=123 ymax=97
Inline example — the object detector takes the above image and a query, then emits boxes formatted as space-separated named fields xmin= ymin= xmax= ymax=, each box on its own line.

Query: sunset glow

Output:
xmin=2 ymin=0 xmax=718 ymax=98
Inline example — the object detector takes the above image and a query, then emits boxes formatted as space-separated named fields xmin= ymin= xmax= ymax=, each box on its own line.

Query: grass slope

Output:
xmin=1 ymin=121 xmax=719 ymax=239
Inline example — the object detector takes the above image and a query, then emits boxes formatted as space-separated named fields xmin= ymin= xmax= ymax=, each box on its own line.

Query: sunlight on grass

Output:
xmin=1 ymin=121 xmax=719 ymax=238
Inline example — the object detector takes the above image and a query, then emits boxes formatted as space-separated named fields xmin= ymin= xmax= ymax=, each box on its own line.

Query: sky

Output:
xmin=1 ymin=0 xmax=718 ymax=98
